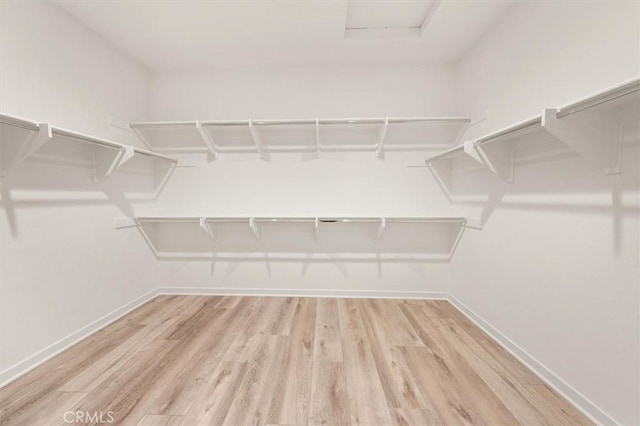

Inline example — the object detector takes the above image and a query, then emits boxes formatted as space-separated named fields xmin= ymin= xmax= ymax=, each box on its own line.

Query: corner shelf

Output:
xmin=0 ymin=113 xmax=178 ymax=191
xmin=130 ymin=116 xmax=470 ymax=160
xmin=124 ymin=216 xmax=471 ymax=261
xmin=425 ymin=77 xmax=640 ymax=186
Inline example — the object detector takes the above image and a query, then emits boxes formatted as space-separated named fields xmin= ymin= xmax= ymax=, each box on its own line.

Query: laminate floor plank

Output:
xmin=401 ymin=303 xmax=519 ymax=424
xmin=358 ymin=300 xmax=429 ymax=410
xmin=308 ymin=362 xmax=350 ymax=426
xmin=337 ymin=299 xmax=394 ymax=425
xmin=268 ymin=298 xmax=317 ymax=425
xmin=180 ymin=362 xmax=248 ymax=426
xmin=0 ymin=296 xmax=592 ymax=426
xmin=0 ymin=323 xmax=143 ymax=425
xmin=136 ymin=414 xmax=183 ymax=426
xmin=313 ymin=298 xmax=343 ymax=363
xmin=221 ymin=335 xmax=290 ymax=426
xmin=392 ymin=408 xmax=443 ymax=426
xmin=58 ymin=300 xmax=196 ymax=393
xmin=0 ymin=391 xmax=87 ymax=426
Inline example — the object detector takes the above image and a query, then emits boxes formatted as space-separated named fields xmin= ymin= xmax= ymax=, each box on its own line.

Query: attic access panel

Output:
xmin=345 ymin=0 xmax=440 ymax=38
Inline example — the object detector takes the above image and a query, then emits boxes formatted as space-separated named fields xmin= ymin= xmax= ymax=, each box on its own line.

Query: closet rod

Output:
xmin=425 ymin=144 xmax=465 ymax=161
xmin=52 ymin=128 xmax=177 ymax=162
xmin=132 ymin=149 xmax=178 ymax=162
xmin=52 ymin=128 xmax=123 ymax=150
xmin=0 ymin=114 xmax=39 ymax=131
xmin=137 ymin=217 xmax=466 ymax=224
xmin=556 ymin=77 xmax=640 ymax=118
xmin=474 ymin=116 xmax=542 ymax=146
xmin=130 ymin=120 xmax=196 ymax=127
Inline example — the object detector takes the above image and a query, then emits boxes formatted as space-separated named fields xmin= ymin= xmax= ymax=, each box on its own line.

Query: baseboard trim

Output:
xmin=447 ymin=294 xmax=617 ymax=426
xmin=0 ymin=288 xmax=160 ymax=387
xmin=158 ymin=286 xmax=448 ymax=300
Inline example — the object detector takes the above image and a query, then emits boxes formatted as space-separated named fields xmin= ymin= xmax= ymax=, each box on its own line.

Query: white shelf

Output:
xmin=130 ymin=116 xmax=470 ymax=159
xmin=130 ymin=120 xmax=216 ymax=157
xmin=425 ymin=77 xmax=640 ymax=184
xmin=128 ymin=216 xmax=470 ymax=261
xmin=0 ymin=113 xmax=178 ymax=189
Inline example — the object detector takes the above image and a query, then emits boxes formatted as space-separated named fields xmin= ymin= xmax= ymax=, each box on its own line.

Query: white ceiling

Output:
xmin=55 ymin=0 xmax=515 ymax=70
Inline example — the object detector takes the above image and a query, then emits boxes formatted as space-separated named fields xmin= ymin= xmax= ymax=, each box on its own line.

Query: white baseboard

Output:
xmin=0 ymin=288 xmax=160 ymax=387
xmin=447 ymin=294 xmax=617 ymax=426
xmin=158 ymin=286 xmax=448 ymax=300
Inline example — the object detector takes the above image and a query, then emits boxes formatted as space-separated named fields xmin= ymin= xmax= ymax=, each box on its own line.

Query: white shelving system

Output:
xmin=125 ymin=216 xmax=470 ymax=261
xmin=425 ymin=78 xmax=640 ymax=187
xmin=130 ymin=116 xmax=471 ymax=159
xmin=0 ymin=113 xmax=178 ymax=191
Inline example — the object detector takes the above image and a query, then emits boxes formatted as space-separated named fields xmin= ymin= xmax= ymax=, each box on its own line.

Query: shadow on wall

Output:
xmin=0 ymin=140 xmax=169 ymax=237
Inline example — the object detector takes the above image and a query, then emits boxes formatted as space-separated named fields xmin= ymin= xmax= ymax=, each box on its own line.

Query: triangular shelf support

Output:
xmin=249 ymin=119 xmax=269 ymax=161
xmin=473 ymin=140 xmax=515 ymax=183
xmin=542 ymin=108 xmax=622 ymax=175
xmin=94 ymin=145 xmax=134 ymax=183
xmin=376 ymin=116 xmax=389 ymax=159
xmin=1 ymin=122 xmax=52 ymax=178
xmin=377 ymin=217 xmax=386 ymax=240
xmin=199 ymin=217 xmax=215 ymax=240
xmin=249 ymin=217 xmax=261 ymax=240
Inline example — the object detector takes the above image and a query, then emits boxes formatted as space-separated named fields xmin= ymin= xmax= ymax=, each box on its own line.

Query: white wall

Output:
xmin=0 ymin=1 xmax=156 ymax=381
xmin=452 ymin=1 xmax=640 ymax=424
xmin=147 ymin=66 xmax=461 ymax=295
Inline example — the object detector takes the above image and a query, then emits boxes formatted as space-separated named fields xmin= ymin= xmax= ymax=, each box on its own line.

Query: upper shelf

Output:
xmin=130 ymin=116 xmax=470 ymax=159
xmin=0 ymin=113 xmax=178 ymax=189
xmin=425 ymin=77 xmax=640 ymax=182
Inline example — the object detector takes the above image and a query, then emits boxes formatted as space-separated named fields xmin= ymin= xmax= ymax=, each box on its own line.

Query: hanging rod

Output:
xmin=387 ymin=117 xmax=471 ymax=124
xmin=556 ymin=77 xmax=640 ymax=118
xmin=200 ymin=120 xmax=250 ymax=126
xmin=425 ymin=144 xmax=465 ymax=162
xmin=130 ymin=120 xmax=197 ymax=128
xmin=256 ymin=217 xmax=316 ymax=223
xmin=52 ymin=127 xmax=123 ymax=150
xmin=139 ymin=117 xmax=472 ymax=127
xmin=132 ymin=148 xmax=178 ymax=162
xmin=0 ymin=113 xmax=40 ymax=131
xmin=474 ymin=116 xmax=542 ymax=146
xmin=136 ymin=216 xmax=467 ymax=224
xmin=52 ymin=127 xmax=177 ymax=163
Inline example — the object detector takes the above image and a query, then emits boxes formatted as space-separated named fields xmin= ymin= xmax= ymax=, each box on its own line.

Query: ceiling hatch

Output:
xmin=345 ymin=0 xmax=441 ymax=39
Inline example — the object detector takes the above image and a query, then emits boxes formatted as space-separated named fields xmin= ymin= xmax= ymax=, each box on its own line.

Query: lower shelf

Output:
xmin=124 ymin=216 xmax=473 ymax=261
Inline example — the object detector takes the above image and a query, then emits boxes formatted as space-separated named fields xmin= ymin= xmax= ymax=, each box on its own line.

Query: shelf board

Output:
xmin=130 ymin=120 xmax=216 ymax=157
xmin=1 ymin=113 xmax=178 ymax=190
xmin=132 ymin=116 xmax=471 ymax=158
xmin=424 ymin=77 xmax=640 ymax=185
xmin=543 ymin=78 xmax=640 ymax=174
xmin=556 ymin=77 xmax=640 ymax=118
xmin=131 ymin=216 xmax=469 ymax=261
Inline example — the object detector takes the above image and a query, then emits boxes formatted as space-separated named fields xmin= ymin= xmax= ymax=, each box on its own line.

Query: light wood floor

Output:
xmin=0 ymin=296 xmax=591 ymax=425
